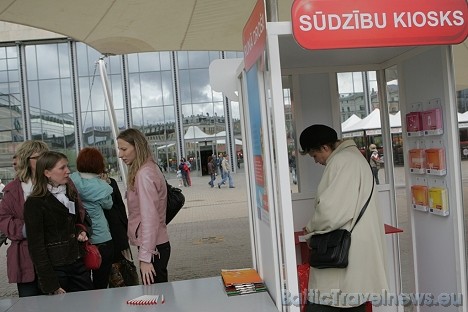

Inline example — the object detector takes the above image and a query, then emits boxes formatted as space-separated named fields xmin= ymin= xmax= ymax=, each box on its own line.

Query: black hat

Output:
xmin=299 ymin=124 xmax=338 ymax=155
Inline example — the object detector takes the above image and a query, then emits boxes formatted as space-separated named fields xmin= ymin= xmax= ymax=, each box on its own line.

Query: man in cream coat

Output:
xmin=301 ymin=124 xmax=388 ymax=312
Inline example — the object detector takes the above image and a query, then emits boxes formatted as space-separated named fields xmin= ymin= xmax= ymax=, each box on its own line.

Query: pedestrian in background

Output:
xmin=218 ymin=154 xmax=234 ymax=188
xmin=207 ymin=155 xmax=216 ymax=188
xmin=70 ymin=147 xmax=114 ymax=289
xmin=369 ymin=144 xmax=383 ymax=185
xmin=0 ymin=140 xmax=48 ymax=297
xmin=24 ymin=151 xmax=93 ymax=295
xmin=179 ymin=158 xmax=191 ymax=187
xmin=217 ymin=153 xmax=224 ymax=179
xmin=117 ymin=128 xmax=171 ymax=285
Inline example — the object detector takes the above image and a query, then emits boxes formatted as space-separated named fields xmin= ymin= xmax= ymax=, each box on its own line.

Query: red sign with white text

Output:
xmin=292 ymin=0 xmax=468 ymax=50
xmin=243 ymin=0 xmax=266 ymax=70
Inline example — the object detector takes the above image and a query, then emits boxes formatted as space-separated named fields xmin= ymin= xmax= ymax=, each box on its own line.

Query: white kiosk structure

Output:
xmin=212 ymin=0 xmax=468 ymax=311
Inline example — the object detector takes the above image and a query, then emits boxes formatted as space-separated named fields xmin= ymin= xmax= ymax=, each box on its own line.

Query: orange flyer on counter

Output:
xmin=221 ymin=268 xmax=263 ymax=286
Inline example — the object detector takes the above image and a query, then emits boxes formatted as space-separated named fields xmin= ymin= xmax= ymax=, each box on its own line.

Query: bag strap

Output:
xmin=350 ymin=166 xmax=375 ymax=233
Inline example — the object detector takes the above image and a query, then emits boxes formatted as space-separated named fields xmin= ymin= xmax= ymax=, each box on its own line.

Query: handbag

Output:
xmin=308 ymin=176 xmax=374 ymax=269
xmin=166 ymin=181 xmax=185 ymax=224
xmin=83 ymin=241 xmax=102 ymax=270
xmin=119 ymin=258 xmax=140 ymax=286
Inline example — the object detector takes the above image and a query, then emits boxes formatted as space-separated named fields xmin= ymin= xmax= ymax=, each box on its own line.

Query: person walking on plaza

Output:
xmin=0 ymin=140 xmax=49 ymax=297
xmin=24 ymin=151 xmax=94 ymax=295
xmin=217 ymin=153 xmax=224 ymax=179
xmin=369 ymin=144 xmax=383 ymax=185
xmin=207 ymin=156 xmax=216 ymax=188
xmin=70 ymin=148 xmax=114 ymax=289
xmin=218 ymin=154 xmax=234 ymax=188
xmin=117 ymin=128 xmax=171 ymax=285
xmin=300 ymin=124 xmax=388 ymax=311
xmin=179 ymin=158 xmax=191 ymax=187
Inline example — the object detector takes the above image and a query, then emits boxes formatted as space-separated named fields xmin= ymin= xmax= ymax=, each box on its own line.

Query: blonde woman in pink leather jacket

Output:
xmin=117 ymin=128 xmax=170 ymax=285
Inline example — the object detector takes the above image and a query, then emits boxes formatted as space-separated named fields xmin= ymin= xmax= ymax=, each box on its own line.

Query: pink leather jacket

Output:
xmin=127 ymin=160 xmax=169 ymax=263
xmin=0 ymin=179 xmax=35 ymax=283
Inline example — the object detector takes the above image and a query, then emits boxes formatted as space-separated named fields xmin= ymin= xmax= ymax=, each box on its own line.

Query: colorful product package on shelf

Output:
xmin=406 ymin=112 xmax=423 ymax=134
xmin=421 ymin=108 xmax=443 ymax=135
xmin=428 ymin=187 xmax=449 ymax=215
xmin=425 ymin=148 xmax=446 ymax=175
xmin=411 ymin=185 xmax=428 ymax=207
xmin=408 ymin=149 xmax=425 ymax=172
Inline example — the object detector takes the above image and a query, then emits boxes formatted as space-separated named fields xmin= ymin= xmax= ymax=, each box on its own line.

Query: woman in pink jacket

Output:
xmin=117 ymin=128 xmax=170 ymax=285
xmin=0 ymin=140 xmax=49 ymax=297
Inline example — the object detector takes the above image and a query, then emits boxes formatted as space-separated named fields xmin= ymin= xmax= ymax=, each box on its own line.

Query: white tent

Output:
xmin=213 ymin=131 xmax=242 ymax=145
xmin=216 ymin=138 xmax=243 ymax=145
xmin=345 ymin=109 xmax=383 ymax=132
xmin=343 ymin=109 xmax=468 ymax=135
xmin=341 ymin=114 xmax=362 ymax=132
xmin=184 ymin=125 xmax=212 ymax=140
xmin=343 ymin=109 xmax=402 ymax=137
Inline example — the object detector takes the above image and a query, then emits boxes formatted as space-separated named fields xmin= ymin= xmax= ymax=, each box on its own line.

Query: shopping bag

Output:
xmin=297 ymin=263 xmax=310 ymax=312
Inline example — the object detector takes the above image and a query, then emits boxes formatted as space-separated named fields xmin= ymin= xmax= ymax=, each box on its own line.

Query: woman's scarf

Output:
xmin=47 ymin=184 xmax=75 ymax=214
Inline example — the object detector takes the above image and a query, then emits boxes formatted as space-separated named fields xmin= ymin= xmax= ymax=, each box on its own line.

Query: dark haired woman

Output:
xmin=70 ymin=147 xmax=114 ymax=289
xmin=117 ymin=128 xmax=170 ymax=285
xmin=24 ymin=151 xmax=93 ymax=294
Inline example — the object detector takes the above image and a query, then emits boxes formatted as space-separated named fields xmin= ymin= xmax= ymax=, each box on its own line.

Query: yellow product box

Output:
xmin=428 ymin=187 xmax=448 ymax=212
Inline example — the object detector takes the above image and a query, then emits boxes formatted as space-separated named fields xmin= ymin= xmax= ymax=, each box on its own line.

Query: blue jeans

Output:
xmin=209 ymin=174 xmax=216 ymax=187
xmin=219 ymin=171 xmax=234 ymax=188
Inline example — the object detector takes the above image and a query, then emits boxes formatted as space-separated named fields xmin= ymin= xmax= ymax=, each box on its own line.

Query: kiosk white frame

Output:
xmin=216 ymin=20 xmax=467 ymax=312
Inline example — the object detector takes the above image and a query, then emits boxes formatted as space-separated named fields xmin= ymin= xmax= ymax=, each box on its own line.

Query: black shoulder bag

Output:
xmin=308 ymin=176 xmax=374 ymax=269
xmin=165 ymin=181 xmax=185 ymax=224
xmin=156 ymin=164 xmax=186 ymax=224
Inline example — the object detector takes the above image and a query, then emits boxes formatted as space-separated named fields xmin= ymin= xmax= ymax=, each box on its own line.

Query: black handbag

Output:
xmin=119 ymin=258 xmax=140 ymax=286
xmin=166 ymin=181 xmax=185 ymax=224
xmin=308 ymin=178 xmax=374 ymax=269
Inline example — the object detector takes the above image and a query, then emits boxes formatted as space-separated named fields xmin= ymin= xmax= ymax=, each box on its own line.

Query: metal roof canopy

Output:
xmin=0 ymin=0 xmax=291 ymax=54
xmin=0 ymin=0 xmax=465 ymax=90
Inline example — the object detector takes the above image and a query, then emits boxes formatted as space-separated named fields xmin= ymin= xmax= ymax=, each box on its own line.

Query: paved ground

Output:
xmin=1 ymin=162 xmax=468 ymax=306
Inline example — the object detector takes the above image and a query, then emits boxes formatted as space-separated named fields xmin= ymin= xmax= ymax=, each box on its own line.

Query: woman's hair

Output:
xmin=76 ymin=147 xmax=106 ymax=174
xmin=15 ymin=140 xmax=49 ymax=182
xmin=30 ymin=151 xmax=72 ymax=198
xmin=117 ymin=128 xmax=154 ymax=189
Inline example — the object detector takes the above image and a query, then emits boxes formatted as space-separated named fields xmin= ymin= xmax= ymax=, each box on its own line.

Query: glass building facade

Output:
xmin=0 ymin=39 xmax=243 ymax=182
